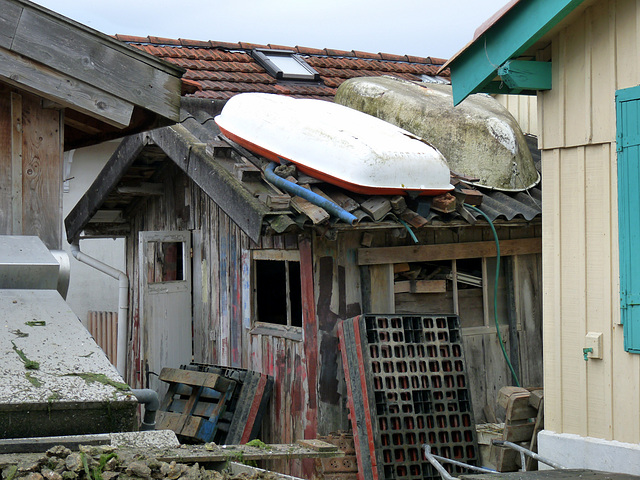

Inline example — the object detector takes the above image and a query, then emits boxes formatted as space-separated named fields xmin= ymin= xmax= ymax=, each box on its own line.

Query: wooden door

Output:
xmin=139 ymin=230 xmax=192 ymax=398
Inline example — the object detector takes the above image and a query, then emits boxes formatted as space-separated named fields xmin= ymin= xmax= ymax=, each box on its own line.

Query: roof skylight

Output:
xmin=252 ymin=49 xmax=320 ymax=81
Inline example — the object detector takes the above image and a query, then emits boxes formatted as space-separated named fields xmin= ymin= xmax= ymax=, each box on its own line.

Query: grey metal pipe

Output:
xmin=131 ymin=389 xmax=159 ymax=431
xmin=422 ymin=444 xmax=458 ymax=480
xmin=422 ymin=444 xmax=496 ymax=480
xmin=69 ymin=242 xmax=129 ymax=377
xmin=492 ymin=440 xmax=566 ymax=470
xmin=264 ymin=162 xmax=357 ymax=225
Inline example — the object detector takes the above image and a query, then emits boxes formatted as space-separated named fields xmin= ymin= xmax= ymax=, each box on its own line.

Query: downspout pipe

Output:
xmin=69 ymin=242 xmax=128 ymax=377
xmin=264 ymin=162 xmax=357 ymax=225
xmin=131 ymin=388 xmax=159 ymax=431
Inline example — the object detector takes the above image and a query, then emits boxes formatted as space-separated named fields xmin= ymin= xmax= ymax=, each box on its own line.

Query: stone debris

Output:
xmin=0 ymin=445 xmax=280 ymax=480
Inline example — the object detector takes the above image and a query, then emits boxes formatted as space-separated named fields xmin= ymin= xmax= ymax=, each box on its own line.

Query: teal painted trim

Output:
xmin=616 ymin=86 xmax=640 ymax=353
xmin=475 ymin=81 xmax=537 ymax=96
xmin=449 ymin=0 xmax=585 ymax=105
xmin=497 ymin=60 xmax=552 ymax=90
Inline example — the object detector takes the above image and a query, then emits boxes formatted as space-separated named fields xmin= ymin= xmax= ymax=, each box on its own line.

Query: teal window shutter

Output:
xmin=616 ymin=85 xmax=640 ymax=353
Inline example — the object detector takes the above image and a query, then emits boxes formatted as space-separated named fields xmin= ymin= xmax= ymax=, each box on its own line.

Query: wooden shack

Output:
xmin=66 ymin=97 xmax=542 ymax=475
xmin=0 ymin=0 xmax=183 ymax=249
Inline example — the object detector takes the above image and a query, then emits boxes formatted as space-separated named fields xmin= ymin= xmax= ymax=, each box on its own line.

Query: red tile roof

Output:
xmin=117 ymin=35 xmax=450 ymax=101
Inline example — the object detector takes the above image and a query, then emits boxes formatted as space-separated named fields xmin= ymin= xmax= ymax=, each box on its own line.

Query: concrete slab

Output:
xmin=461 ymin=469 xmax=640 ymax=480
xmin=0 ymin=289 xmax=137 ymax=438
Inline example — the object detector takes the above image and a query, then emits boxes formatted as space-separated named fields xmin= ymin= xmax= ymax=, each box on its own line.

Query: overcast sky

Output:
xmin=33 ymin=0 xmax=508 ymax=59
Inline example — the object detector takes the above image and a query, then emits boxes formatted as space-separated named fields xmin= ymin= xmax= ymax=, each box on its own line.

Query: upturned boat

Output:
xmin=214 ymin=93 xmax=453 ymax=196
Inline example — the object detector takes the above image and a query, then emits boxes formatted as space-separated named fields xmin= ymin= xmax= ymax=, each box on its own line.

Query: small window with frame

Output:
xmin=252 ymin=48 xmax=320 ymax=81
xmin=251 ymin=249 xmax=302 ymax=340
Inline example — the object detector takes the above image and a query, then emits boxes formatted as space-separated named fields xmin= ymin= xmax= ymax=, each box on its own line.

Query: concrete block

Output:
xmin=538 ymin=430 xmax=640 ymax=475
xmin=0 ymin=290 xmax=137 ymax=438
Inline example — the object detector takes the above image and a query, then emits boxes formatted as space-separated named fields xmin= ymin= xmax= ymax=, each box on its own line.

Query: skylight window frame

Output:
xmin=252 ymin=48 xmax=320 ymax=81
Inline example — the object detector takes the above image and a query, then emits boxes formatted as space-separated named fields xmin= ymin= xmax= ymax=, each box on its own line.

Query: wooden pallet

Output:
xmin=156 ymin=367 xmax=236 ymax=443
xmin=182 ymin=363 xmax=274 ymax=444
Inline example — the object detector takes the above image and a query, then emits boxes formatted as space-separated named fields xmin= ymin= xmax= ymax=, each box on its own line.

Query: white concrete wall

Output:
xmin=538 ymin=430 xmax=640 ymax=474
xmin=62 ymin=140 xmax=125 ymax=326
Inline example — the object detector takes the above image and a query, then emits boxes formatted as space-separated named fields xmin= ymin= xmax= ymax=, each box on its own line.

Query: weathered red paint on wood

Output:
xmin=240 ymin=374 xmax=267 ymax=443
xmin=352 ymin=316 xmax=379 ymax=480
xmin=300 ymin=236 xmax=318 ymax=439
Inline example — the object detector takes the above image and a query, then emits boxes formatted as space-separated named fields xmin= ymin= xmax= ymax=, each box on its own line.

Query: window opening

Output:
xmin=255 ymin=259 xmax=302 ymax=327
xmin=147 ymin=241 xmax=185 ymax=284
xmin=252 ymin=49 xmax=320 ymax=81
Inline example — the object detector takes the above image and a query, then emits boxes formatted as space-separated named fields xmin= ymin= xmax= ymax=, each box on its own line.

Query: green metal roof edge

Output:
xmin=448 ymin=0 xmax=586 ymax=105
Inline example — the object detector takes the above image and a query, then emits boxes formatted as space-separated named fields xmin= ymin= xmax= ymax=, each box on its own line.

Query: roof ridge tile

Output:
xmin=379 ymin=52 xmax=408 ymax=62
xmin=115 ymin=34 xmax=149 ymax=43
xmin=147 ymin=36 xmax=181 ymax=46
xmin=267 ymin=44 xmax=296 ymax=51
xmin=351 ymin=50 xmax=382 ymax=60
xmin=179 ymin=38 xmax=211 ymax=47
xmin=239 ymin=42 xmax=270 ymax=50
xmin=295 ymin=46 xmax=326 ymax=56
xmin=209 ymin=40 xmax=243 ymax=50
xmin=324 ymin=48 xmax=356 ymax=57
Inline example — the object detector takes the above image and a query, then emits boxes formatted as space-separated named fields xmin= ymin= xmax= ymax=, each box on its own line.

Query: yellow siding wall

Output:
xmin=494 ymin=94 xmax=539 ymax=136
xmin=540 ymin=0 xmax=640 ymax=443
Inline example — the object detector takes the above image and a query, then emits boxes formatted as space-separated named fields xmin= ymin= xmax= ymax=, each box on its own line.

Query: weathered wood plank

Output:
xmin=0 ymin=46 xmax=134 ymax=128
xmin=394 ymin=279 xmax=446 ymax=294
xmin=252 ymin=249 xmax=300 ymax=261
xmin=230 ymin=225 xmax=242 ymax=367
xmin=21 ymin=92 xmax=62 ymax=248
xmin=358 ymin=238 xmax=542 ymax=265
xmin=219 ymin=214 xmax=231 ymax=365
xmin=0 ymin=2 xmax=22 ymax=49
xmin=300 ymin=236 xmax=318 ymax=441
xmin=369 ymin=264 xmax=394 ymax=313
xmin=12 ymin=7 xmax=182 ymax=120
xmin=0 ymin=90 xmax=12 ymax=235
xmin=154 ymin=443 xmax=345 ymax=463
xmin=9 ymin=91 xmax=21 ymax=235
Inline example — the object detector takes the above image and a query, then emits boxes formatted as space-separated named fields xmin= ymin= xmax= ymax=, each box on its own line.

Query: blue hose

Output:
xmin=264 ymin=162 xmax=357 ymax=225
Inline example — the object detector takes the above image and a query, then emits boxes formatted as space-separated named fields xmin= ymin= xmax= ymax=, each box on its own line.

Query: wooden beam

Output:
xmin=116 ymin=183 xmax=164 ymax=196
xmin=357 ymin=237 xmax=541 ymax=265
xmin=12 ymin=7 xmax=182 ymax=120
xmin=251 ymin=249 xmax=300 ymax=262
xmin=498 ymin=60 xmax=552 ymax=90
xmin=0 ymin=46 xmax=134 ymax=128
xmin=88 ymin=209 xmax=125 ymax=223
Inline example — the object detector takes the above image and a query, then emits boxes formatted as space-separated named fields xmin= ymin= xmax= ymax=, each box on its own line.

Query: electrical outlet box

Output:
xmin=585 ymin=332 xmax=603 ymax=359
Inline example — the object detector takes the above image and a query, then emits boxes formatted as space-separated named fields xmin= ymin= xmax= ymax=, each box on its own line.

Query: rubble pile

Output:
xmin=0 ymin=445 xmax=278 ymax=480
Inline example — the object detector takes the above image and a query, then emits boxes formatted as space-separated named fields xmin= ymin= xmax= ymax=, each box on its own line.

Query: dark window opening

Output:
xmin=255 ymin=259 xmax=302 ymax=327
xmin=147 ymin=241 xmax=184 ymax=284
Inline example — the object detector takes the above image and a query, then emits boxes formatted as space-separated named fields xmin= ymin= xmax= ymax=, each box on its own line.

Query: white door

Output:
xmin=139 ymin=231 xmax=192 ymax=399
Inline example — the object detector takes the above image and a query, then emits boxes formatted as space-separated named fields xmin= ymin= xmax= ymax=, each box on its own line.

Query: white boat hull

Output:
xmin=214 ymin=93 xmax=453 ymax=196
